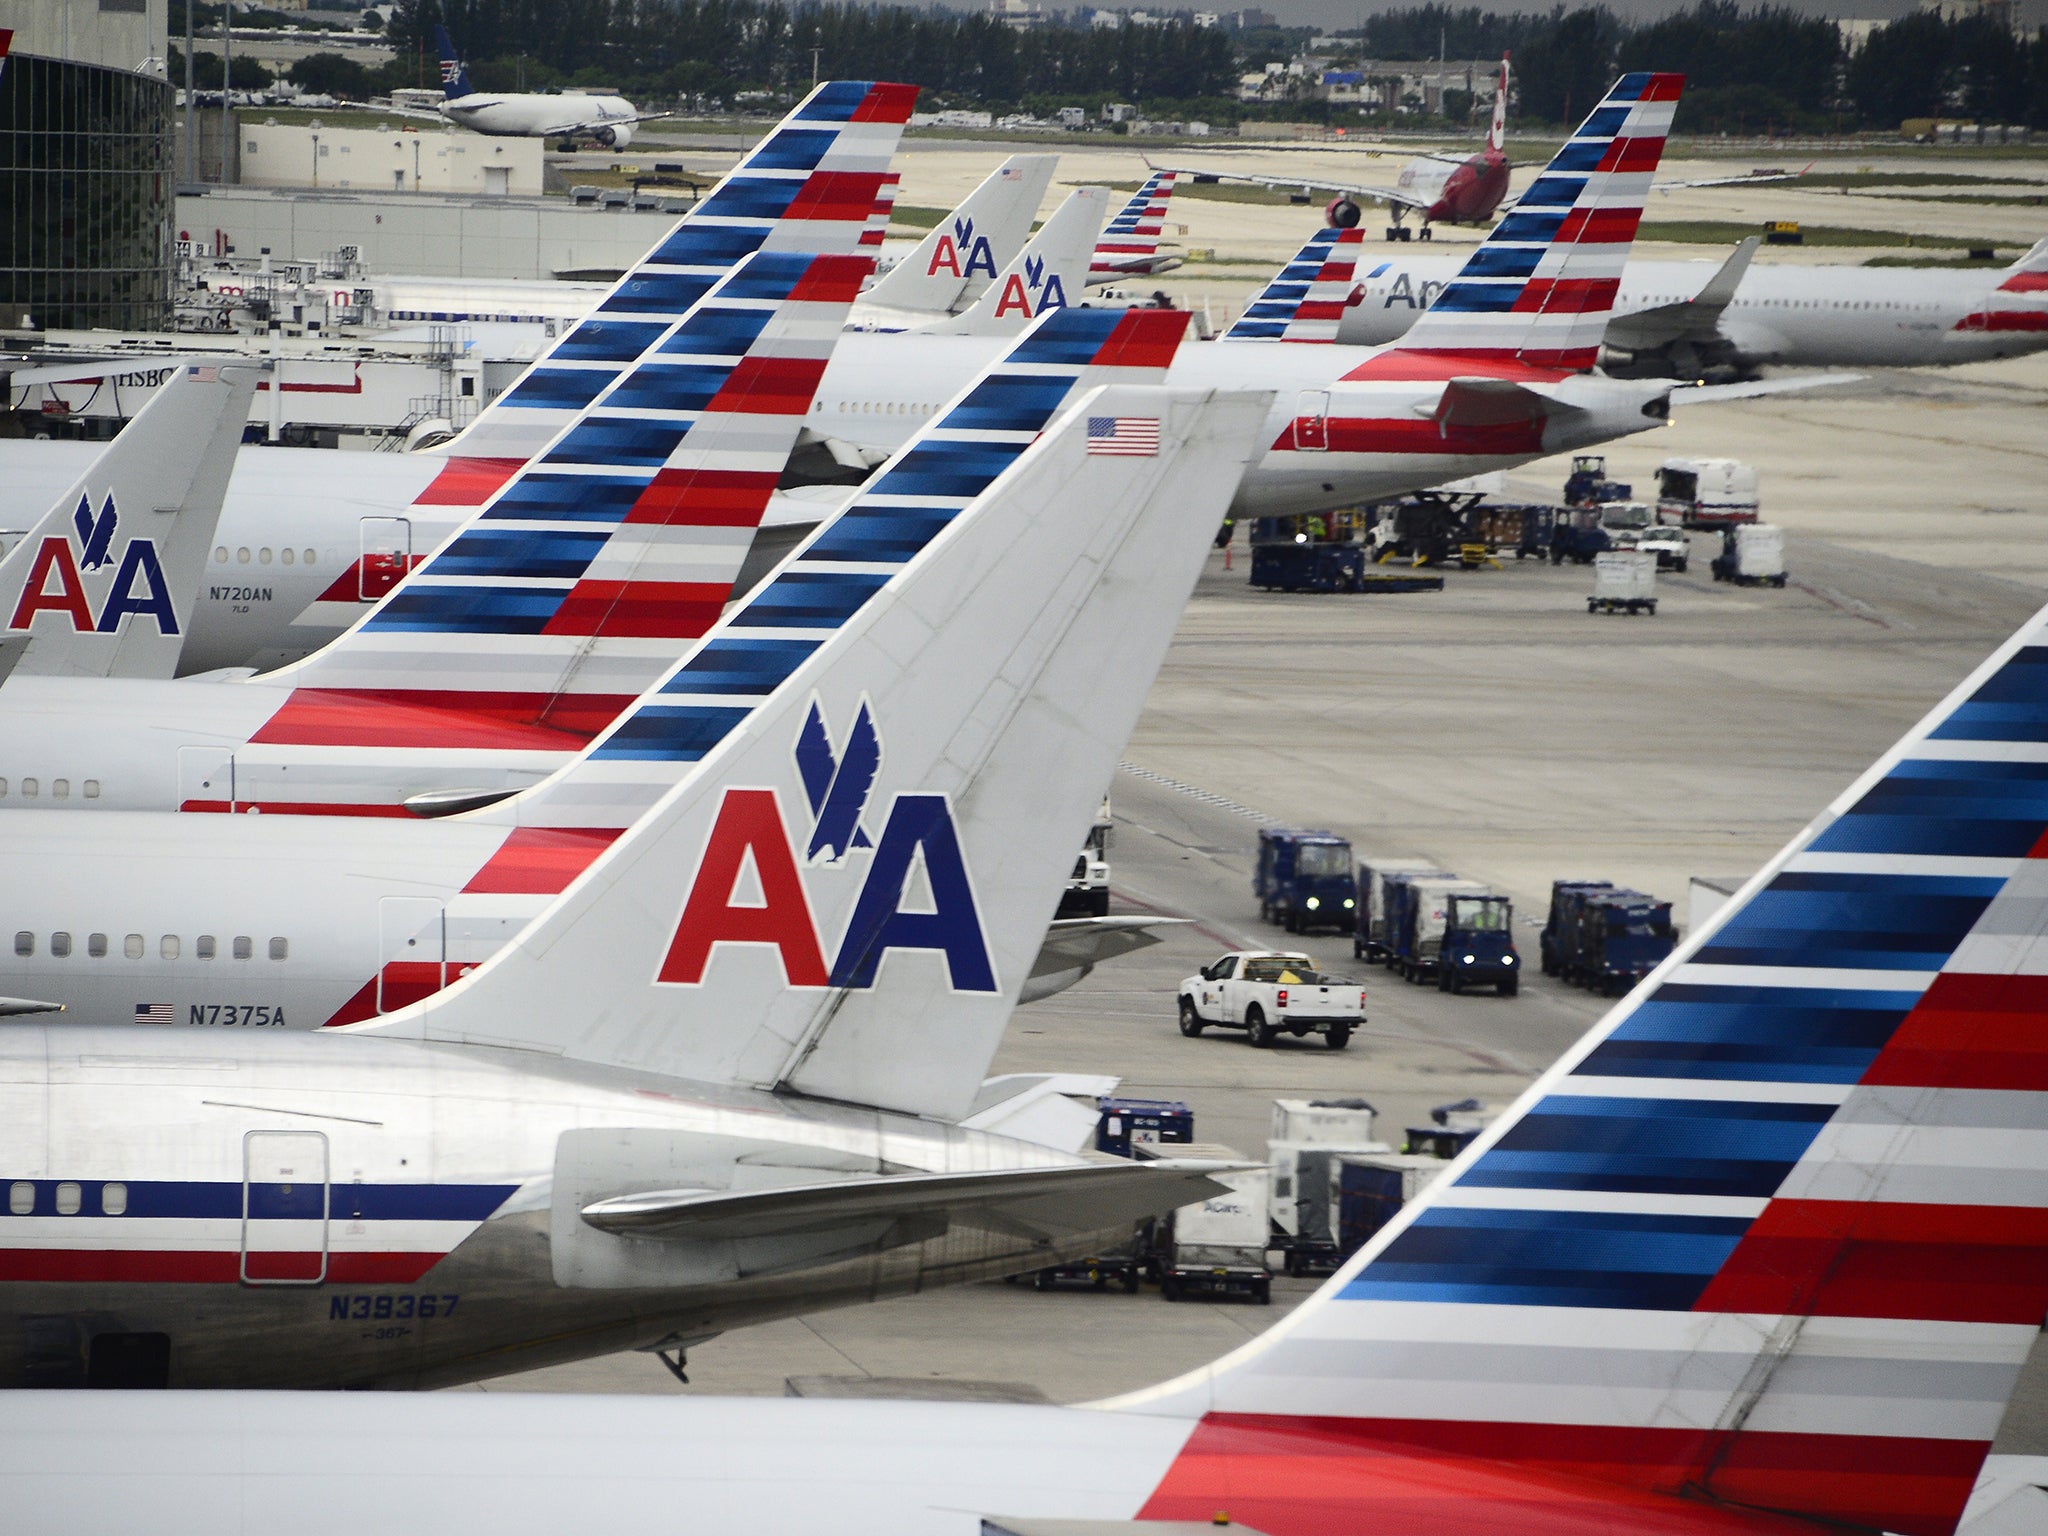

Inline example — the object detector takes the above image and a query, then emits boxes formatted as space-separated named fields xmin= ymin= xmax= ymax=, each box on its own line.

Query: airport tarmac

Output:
xmin=467 ymin=350 xmax=2048 ymax=1447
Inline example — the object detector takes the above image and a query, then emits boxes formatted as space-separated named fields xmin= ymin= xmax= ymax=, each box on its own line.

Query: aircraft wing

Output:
xmin=1603 ymin=236 xmax=1759 ymax=351
xmin=377 ymin=101 xmax=448 ymax=124
xmin=554 ymin=108 xmax=675 ymax=137
xmin=1155 ymin=163 xmax=1434 ymax=213
xmin=579 ymin=1160 xmax=1243 ymax=1243
xmin=1031 ymin=915 xmax=1184 ymax=979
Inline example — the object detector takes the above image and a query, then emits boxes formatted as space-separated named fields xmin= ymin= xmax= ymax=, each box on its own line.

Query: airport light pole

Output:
xmin=183 ymin=0 xmax=195 ymax=182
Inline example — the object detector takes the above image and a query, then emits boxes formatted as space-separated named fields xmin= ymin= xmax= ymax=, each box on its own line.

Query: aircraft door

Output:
xmin=177 ymin=745 xmax=235 ymax=812
xmin=377 ymin=896 xmax=445 ymax=1015
xmin=1296 ymin=391 xmax=1330 ymax=452
xmin=241 ymin=1129 xmax=329 ymax=1285
xmin=358 ymin=516 xmax=412 ymax=602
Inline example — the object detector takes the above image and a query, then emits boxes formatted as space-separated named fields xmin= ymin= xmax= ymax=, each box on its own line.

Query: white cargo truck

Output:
xmin=1268 ymin=1097 xmax=1394 ymax=1275
xmin=1355 ymin=859 xmax=1446 ymax=961
xmin=1588 ymin=550 xmax=1656 ymax=615
xmin=1656 ymin=457 xmax=1759 ymax=529
xmin=1711 ymin=523 xmax=1786 ymax=588
xmin=1154 ymin=1142 xmax=1274 ymax=1303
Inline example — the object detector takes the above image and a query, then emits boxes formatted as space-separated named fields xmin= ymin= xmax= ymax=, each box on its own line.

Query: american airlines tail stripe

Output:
xmin=1114 ymin=600 xmax=2048 ymax=1536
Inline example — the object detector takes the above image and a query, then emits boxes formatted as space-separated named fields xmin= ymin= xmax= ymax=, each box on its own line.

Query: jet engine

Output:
xmin=1325 ymin=196 xmax=1362 ymax=230
xmin=594 ymin=121 xmax=635 ymax=149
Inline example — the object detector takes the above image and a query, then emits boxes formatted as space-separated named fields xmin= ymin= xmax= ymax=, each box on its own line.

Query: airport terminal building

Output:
xmin=0 ymin=2 xmax=176 ymax=331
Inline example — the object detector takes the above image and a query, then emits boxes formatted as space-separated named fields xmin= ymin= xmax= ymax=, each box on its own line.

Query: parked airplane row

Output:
xmin=1 ymin=74 xmax=2046 ymax=1536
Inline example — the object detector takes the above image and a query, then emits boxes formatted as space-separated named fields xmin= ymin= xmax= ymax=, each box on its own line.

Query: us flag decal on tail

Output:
xmin=1086 ymin=417 xmax=1159 ymax=456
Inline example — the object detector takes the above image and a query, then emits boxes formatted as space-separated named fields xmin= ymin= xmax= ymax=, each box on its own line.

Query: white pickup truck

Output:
xmin=1177 ymin=951 xmax=1365 ymax=1050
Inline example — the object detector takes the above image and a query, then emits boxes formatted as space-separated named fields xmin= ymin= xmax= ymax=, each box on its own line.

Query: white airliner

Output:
xmin=428 ymin=26 xmax=662 ymax=147
xmin=1332 ymin=234 xmax=2048 ymax=377
xmin=0 ymin=362 xmax=258 ymax=681
xmin=8 ymin=502 xmax=2048 ymax=1536
xmin=0 ymin=334 xmax=1271 ymax=1387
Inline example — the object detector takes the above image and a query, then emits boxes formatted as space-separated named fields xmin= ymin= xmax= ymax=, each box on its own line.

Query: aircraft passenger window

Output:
xmin=123 ymin=934 xmax=143 ymax=960
xmin=282 ymin=548 xmax=295 ymax=565
xmin=87 ymin=933 xmax=108 ymax=958
xmin=50 ymin=933 xmax=70 ymax=958
xmin=0 ymin=778 xmax=7 ymax=797
xmin=52 ymin=779 xmax=68 ymax=800
xmin=233 ymin=936 xmax=254 ymax=960
xmin=269 ymin=937 xmax=289 ymax=961
xmin=259 ymin=548 xmax=273 ymax=565
xmin=237 ymin=548 xmax=251 ymax=564
xmin=21 ymin=778 xmax=36 ymax=798
xmin=7 ymin=1182 xmax=30 ymax=1216
xmin=214 ymin=547 xmax=228 ymax=564
xmin=196 ymin=935 xmax=216 ymax=960
xmin=84 ymin=780 xmax=99 ymax=799
xmin=55 ymin=1182 xmax=81 ymax=1216
xmin=304 ymin=549 xmax=317 ymax=565
xmin=13 ymin=932 xmax=31 ymax=957
xmin=160 ymin=935 xmax=180 ymax=959
xmin=101 ymin=1183 xmax=128 ymax=1217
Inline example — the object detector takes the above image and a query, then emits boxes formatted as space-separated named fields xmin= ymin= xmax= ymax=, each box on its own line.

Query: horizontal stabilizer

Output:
xmin=581 ymin=1160 xmax=1239 ymax=1242
xmin=1031 ymin=916 xmax=1185 ymax=978
xmin=1603 ymin=235 xmax=1757 ymax=351
xmin=1431 ymin=375 xmax=1582 ymax=429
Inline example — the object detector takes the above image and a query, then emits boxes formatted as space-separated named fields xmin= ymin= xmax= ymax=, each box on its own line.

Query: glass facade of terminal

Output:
xmin=0 ymin=51 xmax=174 ymax=331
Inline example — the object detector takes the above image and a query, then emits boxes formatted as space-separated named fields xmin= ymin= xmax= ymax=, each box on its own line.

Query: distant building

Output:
xmin=0 ymin=0 xmax=176 ymax=330
xmin=240 ymin=123 xmax=541 ymax=196
xmin=990 ymin=0 xmax=1048 ymax=30
xmin=1234 ymin=8 xmax=1277 ymax=26
xmin=1193 ymin=12 xmax=1220 ymax=26
xmin=1835 ymin=18 xmax=1886 ymax=51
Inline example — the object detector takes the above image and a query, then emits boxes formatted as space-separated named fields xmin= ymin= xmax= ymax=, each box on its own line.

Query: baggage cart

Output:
xmin=1155 ymin=1144 xmax=1274 ymax=1304
xmin=1588 ymin=551 xmax=1656 ymax=615
xmin=1095 ymin=1097 xmax=1192 ymax=1157
xmin=1711 ymin=523 xmax=1786 ymax=587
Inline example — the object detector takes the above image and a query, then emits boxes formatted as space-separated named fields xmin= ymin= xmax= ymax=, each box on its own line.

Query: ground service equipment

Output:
xmin=1152 ymin=1145 xmax=1273 ymax=1304
xmin=1435 ymin=891 xmax=1521 ymax=996
xmin=1562 ymin=454 xmax=1632 ymax=507
xmin=1559 ymin=887 xmax=1677 ymax=994
xmin=1548 ymin=504 xmax=1612 ymax=565
xmin=1384 ymin=874 xmax=1490 ymax=984
xmin=1056 ymin=797 xmax=1114 ymax=917
xmin=1335 ymin=1152 xmax=1448 ymax=1254
xmin=1540 ymin=880 xmax=1613 ymax=976
xmin=1249 ymin=539 xmax=1368 ymax=592
xmin=1267 ymin=1098 xmax=1391 ymax=1276
xmin=1178 ymin=952 xmax=1364 ymax=1049
xmin=1354 ymin=859 xmax=1447 ymax=961
xmin=1657 ymin=456 xmax=1759 ymax=528
xmin=1255 ymin=828 xmax=1357 ymax=933
xmin=1095 ymin=1098 xmax=1193 ymax=1157
xmin=1589 ymin=550 xmax=1657 ymax=614
xmin=1711 ymin=523 xmax=1787 ymax=587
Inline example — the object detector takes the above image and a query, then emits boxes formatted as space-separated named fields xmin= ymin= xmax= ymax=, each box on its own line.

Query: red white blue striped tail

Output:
xmin=263 ymin=249 xmax=870 ymax=744
xmin=862 ymin=174 xmax=899 ymax=249
xmin=440 ymin=79 xmax=913 ymax=473
xmin=1223 ymin=225 xmax=1366 ymax=342
xmin=1115 ymin=596 xmax=2048 ymax=1536
xmin=1090 ymin=169 xmax=1178 ymax=279
xmin=1395 ymin=71 xmax=1681 ymax=371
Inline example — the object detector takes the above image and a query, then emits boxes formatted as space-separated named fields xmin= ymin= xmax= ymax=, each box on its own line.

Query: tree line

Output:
xmin=211 ymin=0 xmax=2047 ymax=135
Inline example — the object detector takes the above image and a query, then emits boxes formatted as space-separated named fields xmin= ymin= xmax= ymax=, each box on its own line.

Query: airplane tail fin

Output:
xmin=1998 ymin=235 xmax=2048 ymax=292
xmin=363 ymin=362 xmax=1270 ymax=1128
xmin=926 ymin=186 xmax=1108 ymax=336
xmin=1488 ymin=52 xmax=1510 ymax=153
xmin=0 ymin=363 xmax=260 ymax=680
xmin=1222 ymin=224 xmax=1366 ymax=341
xmin=271 ymin=249 xmax=870 ymax=740
xmin=1393 ymin=71 xmax=1681 ymax=371
xmin=442 ymin=80 xmax=914 ymax=473
xmin=861 ymin=155 xmax=1057 ymax=316
xmin=863 ymin=173 xmax=899 ymax=252
xmin=1089 ymin=169 xmax=1180 ymax=284
xmin=1113 ymin=599 xmax=2048 ymax=1536
xmin=432 ymin=25 xmax=473 ymax=99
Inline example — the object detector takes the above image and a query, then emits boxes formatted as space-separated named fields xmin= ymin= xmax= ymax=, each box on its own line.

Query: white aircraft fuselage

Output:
xmin=440 ymin=90 xmax=640 ymax=146
xmin=0 ymin=1025 xmax=1094 ymax=1388
xmin=1338 ymin=254 xmax=2048 ymax=368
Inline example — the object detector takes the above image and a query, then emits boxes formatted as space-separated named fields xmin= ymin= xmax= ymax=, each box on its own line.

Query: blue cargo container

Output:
xmin=1095 ymin=1097 xmax=1193 ymax=1157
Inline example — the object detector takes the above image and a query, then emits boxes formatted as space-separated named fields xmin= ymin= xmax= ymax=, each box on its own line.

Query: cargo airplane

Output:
xmin=425 ymin=26 xmax=663 ymax=147
xmin=11 ymin=498 xmax=2048 ymax=1536
xmin=0 ymin=354 xmax=1266 ymax=1388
